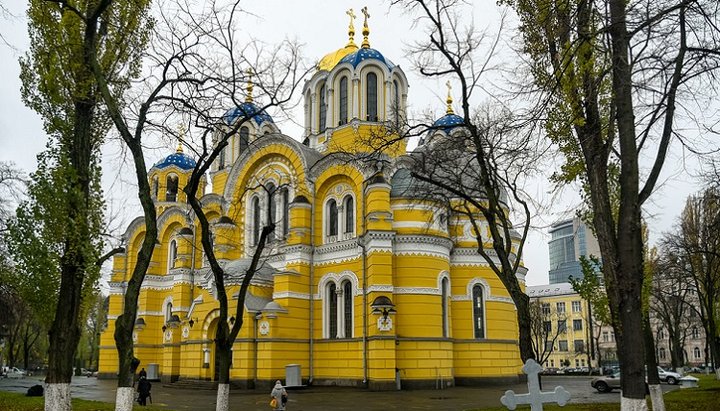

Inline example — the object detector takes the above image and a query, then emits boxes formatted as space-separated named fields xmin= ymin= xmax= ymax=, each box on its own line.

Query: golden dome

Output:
xmin=317 ymin=44 xmax=358 ymax=71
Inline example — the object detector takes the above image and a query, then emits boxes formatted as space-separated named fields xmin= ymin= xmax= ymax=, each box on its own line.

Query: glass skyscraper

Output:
xmin=548 ymin=218 xmax=600 ymax=284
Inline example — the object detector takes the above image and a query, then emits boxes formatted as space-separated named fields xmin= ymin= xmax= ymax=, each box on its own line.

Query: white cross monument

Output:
xmin=501 ymin=359 xmax=571 ymax=411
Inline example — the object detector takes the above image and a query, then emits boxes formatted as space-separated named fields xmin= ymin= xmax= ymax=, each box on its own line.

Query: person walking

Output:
xmin=270 ymin=380 xmax=288 ymax=410
xmin=137 ymin=375 xmax=152 ymax=406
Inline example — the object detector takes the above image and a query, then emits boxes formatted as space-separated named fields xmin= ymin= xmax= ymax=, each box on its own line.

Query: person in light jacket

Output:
xmin=270 ymin=380 xmax=288 ymax=410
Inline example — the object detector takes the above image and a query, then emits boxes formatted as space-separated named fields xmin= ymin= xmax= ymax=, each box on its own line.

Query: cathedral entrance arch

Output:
xmin=202 ymin=311 xmax=221 ymax=382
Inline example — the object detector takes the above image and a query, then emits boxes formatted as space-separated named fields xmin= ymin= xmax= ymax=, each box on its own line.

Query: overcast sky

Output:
xmin=0 ymin=0 xmax=706 ymax=286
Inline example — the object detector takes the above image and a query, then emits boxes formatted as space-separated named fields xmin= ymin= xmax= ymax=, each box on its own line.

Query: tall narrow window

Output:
xmin=343 ymin=195 xmax=354 ymax=235
xmin=319 ymin=84 xmax=327 ymax=132
xmin=152 ymin=176 xmax=159 ymax=199
xmin=339 ymin=77 xmax=348 ymax=125
xmin=168 ymin=240 xmax=177 ymax=272
xmin=343 ymin=280 xmax=353 ymax=338
xmin=239 ymin=126 xmax=250 ymax=152
xmin=267 ymin=184 xmax=276 ymax=241
xmin=165 ymin=302 xmax=173 ymax=323
xmin=327 ymin=199 xmax=338 ymax=237
xmin=252 ymin=196 xmax=261 ymax=246
xmin=281 ymin=188 xmax=289 ymax=237
xmin=472 ymin=284 xmax=485 ymax=338
xmin=328 ymin=283 xmax=338 ymax=338
xmin=218 ymin=147 xmax=226 ymax=170
xmin=166 ymin=176 xmax=178 ymax=202
xmin=393 ymin=79 xmax=400 ymax=127
xmin=366 ymin=72 xmax=377 ymax=121
xmin=441 ymin=277 xmax=449 ymax=338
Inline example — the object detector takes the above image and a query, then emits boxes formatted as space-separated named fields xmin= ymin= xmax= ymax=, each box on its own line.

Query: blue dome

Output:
xmin=223 ymin=102 xmax=274 ymax=127
xmin=338 ymin=48 xmax=395 ymax=69
xmin=432 ymin=113 xmax=464 ymax=133
xmin=154 ymin=151 xmax=196 ymax=170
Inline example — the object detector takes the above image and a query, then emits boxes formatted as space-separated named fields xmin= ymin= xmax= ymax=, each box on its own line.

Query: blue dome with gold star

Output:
xmin=223 ymin=102 xmax=275 ymax=127
xmin=154 ymin=147 xmax=196 ymax=170
xmin=338 ymin=47 xmax=394 ymax=69
xmin=432 ymin=113 xmax=464 ymax=133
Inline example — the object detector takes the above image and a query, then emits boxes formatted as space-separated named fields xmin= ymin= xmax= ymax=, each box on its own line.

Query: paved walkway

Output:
xmin=0 ymin=375 xmax=678 ymax=411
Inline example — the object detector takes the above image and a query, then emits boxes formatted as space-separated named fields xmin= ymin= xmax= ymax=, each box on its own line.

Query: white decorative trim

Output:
xmin=394 ymin=235 xmax=452 ymax=258
xmin=366 ymin=284 xmax=394 ymax=293
xmin=138 ymin=310 xmax=164 ymax=317
xmin=394 ymin=287 xmax=440 ymax=295
xmin=314 ymin=239 xmax=362 ymax=266
xmin=273 ymin=291 xmax=310 ymax=300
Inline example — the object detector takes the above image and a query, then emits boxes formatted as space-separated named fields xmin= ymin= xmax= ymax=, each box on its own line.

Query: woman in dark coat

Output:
xmin=137 ymin=376 xmax=152 ymax=406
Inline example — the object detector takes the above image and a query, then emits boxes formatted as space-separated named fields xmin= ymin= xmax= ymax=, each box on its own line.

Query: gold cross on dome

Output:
xmin=346 ymin=8 xmax=356 ymax=45
xmin=361 ymin=6 xmax=371 ymax=48
xmin=445 ymin=81 xmax=454 ymax=114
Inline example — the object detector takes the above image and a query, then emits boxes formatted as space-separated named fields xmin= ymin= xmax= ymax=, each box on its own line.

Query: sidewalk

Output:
xmin=0 ymin=375 xmax=636 ymax=411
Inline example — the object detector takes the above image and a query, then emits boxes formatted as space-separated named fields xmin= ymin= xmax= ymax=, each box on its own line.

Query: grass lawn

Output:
xmin=470 ymin=374 xmax=720 ymax=411
xmin=0 ymin=391 xmax=169 ymax=411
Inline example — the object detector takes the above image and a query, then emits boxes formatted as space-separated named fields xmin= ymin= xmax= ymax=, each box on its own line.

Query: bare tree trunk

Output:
xmin=644 ymin=313 xmax=665 ymax=411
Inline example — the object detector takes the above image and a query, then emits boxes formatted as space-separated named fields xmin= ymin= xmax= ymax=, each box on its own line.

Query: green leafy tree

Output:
xmin=19 ymin=1 xmax=149 ymax=408
xmin=571 ymin=256 xmax=611 ymax=370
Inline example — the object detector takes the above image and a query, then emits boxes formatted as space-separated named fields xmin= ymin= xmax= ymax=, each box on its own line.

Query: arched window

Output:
xmin=252 ymin=196 xmax=261 ymax=246
xmin=343 ymin=195 xmax=354 ymax=236
xmin=168 ymin=239 xmax=177 ymax=272
xmin=366 ymin=72 xmax=378 ymax=121
xmin=694 ymin=347 xmax=701 ymax=359
xmin=659 ymin=347 xmax=666 ymax=360
xmin=472 ymin=284 xmax=485 ymax=339
xmin=326 ymin=199 xmax=338 ymax=238
xmin=342 ymin=280 xmax=353 ymax=338
xmin=319 ymin=84 xmax=327 ymax=132
xmin=442 ymin=277 xmax=449 ymax=338
xmin=692 ymin=327 xmax=699 ymax=339
xmin=267 ymin=183 xmax=276 ymax=241
xmin=165 ymin=302 xmax=173 ymax=323
xmin=393 ymin=79 xmax=400 ymax=127
xmin=339 ymin=76 xmax=348 ymax=125
xmin=239 ymin=126 xmax=250 ymax=152
xmin=152 ymin=176 xmax=159 ymax=199
xmin=327 ymin=283 xmax=338 ymax=338
xmin=166 ymin=175 xmax=178 ymax=202
xmin=218 ymin=147 xmax=226 ymax=170
xmin=281 ymin=188 xmax=289 ymax=237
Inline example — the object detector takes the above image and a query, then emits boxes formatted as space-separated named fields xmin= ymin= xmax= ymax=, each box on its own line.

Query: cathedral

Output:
xmin=99 ymin=10 xmax=524 ymax=390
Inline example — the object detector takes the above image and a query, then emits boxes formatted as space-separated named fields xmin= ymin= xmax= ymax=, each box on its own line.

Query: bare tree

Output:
xmin=388 ymin=0 xmax=548 ymax=365
xmin=529 ymin=300 xmax=568 ymax=367
xmin=499 ymin=0 xmax=720 ymax=406
xmin=662 ymin=188 xmax=720 ymax=377
xmin=82 ymin=1 xmax=305 ymax=409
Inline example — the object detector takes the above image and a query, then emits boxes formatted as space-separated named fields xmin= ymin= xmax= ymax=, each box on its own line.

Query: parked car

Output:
xmin=656 ymin=366 xmax=681 ymax=385
xmin=7 ymin=367 xmax=26 ymax=379
xmin=591 ymin=372 xmax=622 ymax=393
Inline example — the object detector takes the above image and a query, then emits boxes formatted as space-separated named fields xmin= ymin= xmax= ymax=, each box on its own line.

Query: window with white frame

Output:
xmin=342 ymin=195 xmax=354 ymax=239
xmin=659 ymin=347 xmax=666 ymax=360
xmin=366 ymin=72 xmax=378 ymax=121
xmin=267 ymin=183 xmax=276 ymax=241
xmin=326 ymin=199 xmax=338 ymax=239
xmin=556 ymin=302 xmax=566 ymax=314
xmin=280 ymin=187 xmax=289 ymax=237
xmin=472 ymin=284 xmax=485 ymax=338
xmin=167 ymin=239 xmax=177 ymax=273
xmin=694 ymin=347 xmax=701 ymax=359
xmin=166 ymin=175 xmax=178 ymax=202
xmin=541 ymin=303 xmax=551 ymax=316
xmin=165 ymin=301 xmax=173 ymax=323
xmin=572 ymin=300 xmax=582 ymax=313
xmin=325 ymin=280 xmax=353 ymax=339
xmin=324 ymin=187 xmax=356 ymax=243
xmin=692 ymin=326 xmax=699 ymax=339
xmin=318 ymin=84 xmax=327 ymax=132
xmin=339 ymin=76 xmax=349 ymax=125
xmin=251 ymin=196 xmax=261 ymax=246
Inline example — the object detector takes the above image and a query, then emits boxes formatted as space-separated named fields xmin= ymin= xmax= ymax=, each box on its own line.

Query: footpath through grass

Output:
xmin=471 ymin=374 xmax=720 ymax=411
xmin=0 ymin=391 xmax=169 ymax=411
